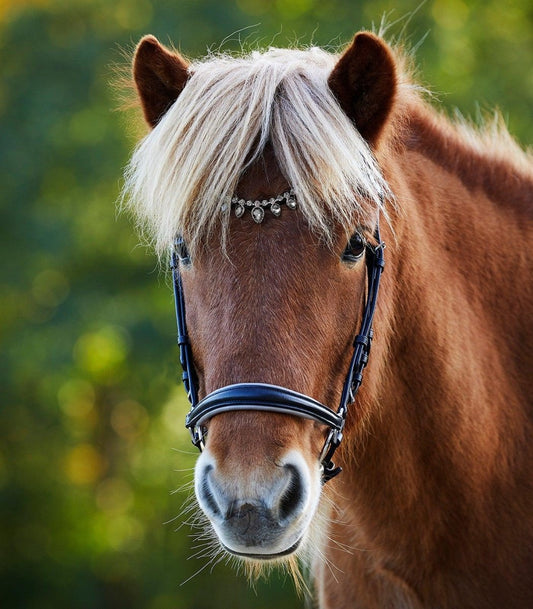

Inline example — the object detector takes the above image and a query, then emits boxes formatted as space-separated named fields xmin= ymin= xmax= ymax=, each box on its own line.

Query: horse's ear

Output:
xmin=133 ymin=35 xmax=189 ymax=128
xmin=328 ymin=32 xmax=396 ymax=146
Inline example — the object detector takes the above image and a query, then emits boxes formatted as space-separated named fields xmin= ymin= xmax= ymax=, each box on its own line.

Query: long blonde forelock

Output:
xmin=122 ymin=46 xmax=390 ymax=257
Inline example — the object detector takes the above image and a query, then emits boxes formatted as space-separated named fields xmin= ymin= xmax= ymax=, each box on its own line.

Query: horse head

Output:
xmin=125 ymin=32 xmax=397 ymax=563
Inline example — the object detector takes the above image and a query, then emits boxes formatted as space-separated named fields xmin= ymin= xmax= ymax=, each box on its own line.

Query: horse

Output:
xmin=122 ymin=31 xmax=533 ymax=608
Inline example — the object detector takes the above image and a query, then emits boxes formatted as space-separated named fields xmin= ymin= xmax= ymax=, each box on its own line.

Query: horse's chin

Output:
xmin=221 ymin=537 xmax=302 ymax=561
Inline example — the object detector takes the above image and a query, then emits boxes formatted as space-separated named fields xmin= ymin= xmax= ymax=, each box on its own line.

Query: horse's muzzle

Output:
xmin=195 ymin=448 xmax=314 ymax=559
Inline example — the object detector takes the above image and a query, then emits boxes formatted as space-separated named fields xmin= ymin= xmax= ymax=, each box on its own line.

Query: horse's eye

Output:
xmin=342 ymin=233 xmax=366 ymax=263
xmin=175 ymin=237 xmax=191 ymax=266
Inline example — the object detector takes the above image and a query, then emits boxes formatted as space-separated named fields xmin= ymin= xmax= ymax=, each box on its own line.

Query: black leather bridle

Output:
xmin=171 ymin=224 xmax=385 ymax=483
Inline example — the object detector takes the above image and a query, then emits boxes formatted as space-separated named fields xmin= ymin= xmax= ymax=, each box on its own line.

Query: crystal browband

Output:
xmin=230 ymin=188 xmax=297 ymax=224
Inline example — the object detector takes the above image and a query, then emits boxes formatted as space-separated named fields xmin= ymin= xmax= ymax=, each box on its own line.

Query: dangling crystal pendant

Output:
xmin=252 ymin=206 xmax=265 ymax=223
xmin=234 ymin=204 xmax=245 ymax=218
xmin=286 ymin=196 xmax=297 ymax=209
xmin=271 ymin=202 xmax=281 ymax=216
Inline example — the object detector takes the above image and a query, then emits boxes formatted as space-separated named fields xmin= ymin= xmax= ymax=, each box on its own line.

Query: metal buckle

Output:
xmin=319 ymin=428 xmax=338 ymax=464
xmin=319 ymin=427 xmax=344 ymax=481
xmin=190 ymin=424 xmax=206 ymax=451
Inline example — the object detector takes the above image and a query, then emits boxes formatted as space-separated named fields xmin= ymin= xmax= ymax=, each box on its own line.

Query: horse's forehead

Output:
xmin=223 ymin=212 xmax=325 ymax=267
xmin=234 ymin=143 xmax=289 ymax=201
xmin=187 ymin=212 xmax=334 ymax=304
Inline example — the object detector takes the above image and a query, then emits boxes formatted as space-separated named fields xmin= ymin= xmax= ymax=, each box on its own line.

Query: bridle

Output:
xmin=171 ymin=223 xmax=385 ymax=482
xmin=171 ymin=220 xmax=385 ymax=483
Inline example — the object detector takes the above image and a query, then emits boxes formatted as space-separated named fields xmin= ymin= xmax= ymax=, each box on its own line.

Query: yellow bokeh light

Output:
xmin=58 ymin=378 xmax=96 ymax=418
xmin=73 ymin=325 xmax=129 ymax=381
xmin=110 ymin=399 xmax=149 ymax=441
xmin=106 ymin=514 xmax=144 ymax=551
xmin=96 ymin=477 xmax=134 ymax=514
xmin=64 ymin=443 xmax=106 ymax=485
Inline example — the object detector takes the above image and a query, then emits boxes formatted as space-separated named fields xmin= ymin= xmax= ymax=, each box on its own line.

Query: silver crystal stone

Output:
xmin=271 ymin=202 xmax=281 ymax=216
xmin=252 ymin=207 xmax=265 ymax=223
xmin=235 ymin=204 xmax=245 ymax=218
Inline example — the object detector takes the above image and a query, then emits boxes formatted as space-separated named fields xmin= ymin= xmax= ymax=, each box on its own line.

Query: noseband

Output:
xmin=171 ymin=223 xmax=385 ymax=483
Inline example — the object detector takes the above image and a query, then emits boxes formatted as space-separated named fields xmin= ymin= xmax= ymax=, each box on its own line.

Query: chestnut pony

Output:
xmin=123 ymin=32 xmax=533 ymax=608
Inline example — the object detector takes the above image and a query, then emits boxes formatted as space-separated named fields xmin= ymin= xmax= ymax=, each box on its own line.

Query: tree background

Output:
xmin=1 ymin=1 xmax=531 ymax=608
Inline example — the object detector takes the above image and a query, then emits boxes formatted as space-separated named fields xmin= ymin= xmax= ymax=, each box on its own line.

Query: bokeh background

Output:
xmin=1 ymin=1 xmax=531 ymax=608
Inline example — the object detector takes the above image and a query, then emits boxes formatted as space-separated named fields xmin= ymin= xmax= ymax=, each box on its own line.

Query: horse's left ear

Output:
xmin=328 ymin=32 xmax=396 ymax=147
xmin=133 ymin=35 xmax=190 ymax=128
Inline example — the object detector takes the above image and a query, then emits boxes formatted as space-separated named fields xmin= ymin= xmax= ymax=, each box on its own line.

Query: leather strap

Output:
xmin=186 ymin=383 xmax=345 ymax=431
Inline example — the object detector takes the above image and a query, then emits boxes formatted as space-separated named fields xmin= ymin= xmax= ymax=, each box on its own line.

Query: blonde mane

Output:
xmin=122 ymin=46 xmax=391 ymax=257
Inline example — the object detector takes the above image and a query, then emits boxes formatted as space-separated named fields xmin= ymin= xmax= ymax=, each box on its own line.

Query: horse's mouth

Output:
xmin=221 ymin=538 xmax=302 ymax=560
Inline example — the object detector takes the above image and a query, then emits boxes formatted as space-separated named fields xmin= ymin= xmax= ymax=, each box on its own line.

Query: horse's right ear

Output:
xmin=133 ymin=35 xmax=189 ymax=128
xmin=328 ymin=32 xmax=396 ymax=147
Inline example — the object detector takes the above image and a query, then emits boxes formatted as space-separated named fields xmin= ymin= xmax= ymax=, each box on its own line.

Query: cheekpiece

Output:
xmin=230 ymin=188 xmax=297 ymax=224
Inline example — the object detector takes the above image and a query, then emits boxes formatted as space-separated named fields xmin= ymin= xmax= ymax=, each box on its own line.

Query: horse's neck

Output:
xmin=384 ymin=100 xmax=531 ymax=399
xmin=338 ymin=104 xmax=533 ymax=569
xmin=384 ymin=102 xmax=532 ymax=422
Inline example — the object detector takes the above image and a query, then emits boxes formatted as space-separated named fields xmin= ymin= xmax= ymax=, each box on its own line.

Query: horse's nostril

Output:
xmin=278 ymin=464 xmax=303 ymax=522
xmin=199 ymin=465 xmax=222 ymax=519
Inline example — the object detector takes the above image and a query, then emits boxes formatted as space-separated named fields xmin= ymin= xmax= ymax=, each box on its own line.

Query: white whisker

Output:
xmin=180 ymin=551 xmax=224 ymax=586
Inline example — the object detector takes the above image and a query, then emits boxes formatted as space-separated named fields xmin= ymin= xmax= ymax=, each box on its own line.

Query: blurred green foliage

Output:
xmin=0 ymin=0 xmax=531 ymax=607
